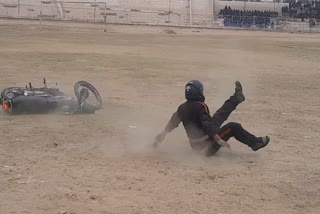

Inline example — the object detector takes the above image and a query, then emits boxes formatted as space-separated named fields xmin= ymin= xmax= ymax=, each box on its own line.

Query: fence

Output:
xmin=0 ymin=0 xmax=319 ymax=32
xmin=0 ymin=1 xmax=186 ymax=26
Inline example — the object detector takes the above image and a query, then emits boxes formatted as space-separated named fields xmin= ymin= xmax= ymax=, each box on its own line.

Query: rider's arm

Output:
xmin=198 ymin=103 xmax=219 ymax=138
xmin=164 ymin=111 xmax=181 ymax=133
xmin=153 ymin=110 xmax=181 ymax=147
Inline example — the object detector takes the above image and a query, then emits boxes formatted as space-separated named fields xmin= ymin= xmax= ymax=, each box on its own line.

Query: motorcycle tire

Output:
xmin=74 ymin=81 xmax=102 ymax=110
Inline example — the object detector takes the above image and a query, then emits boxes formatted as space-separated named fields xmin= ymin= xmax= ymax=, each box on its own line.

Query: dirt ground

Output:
xmin=0 ymin=19 xmax=320 ymax=214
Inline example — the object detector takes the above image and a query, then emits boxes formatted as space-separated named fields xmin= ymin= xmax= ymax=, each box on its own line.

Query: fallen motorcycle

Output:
xmin=0 ymin=78 xmax=102 ymax=115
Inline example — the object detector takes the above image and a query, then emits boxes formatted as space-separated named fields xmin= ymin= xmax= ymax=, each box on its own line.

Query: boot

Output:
xmin=234 ymin=81 xmax=245 ymax=103
xmin=251 ymin=136 xmax=270 ymax=151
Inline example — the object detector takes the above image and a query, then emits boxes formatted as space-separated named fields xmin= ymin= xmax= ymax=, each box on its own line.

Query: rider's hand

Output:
xmin=153 ymin=131 xmax=167 ymax=148
xmin=214 ymin=134 xmax=230 ymax=149
xmin=217 ymin=139 xmax=231 ymax=149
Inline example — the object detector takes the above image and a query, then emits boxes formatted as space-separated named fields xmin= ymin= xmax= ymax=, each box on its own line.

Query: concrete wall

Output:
xmin=0 ymin=0 xmax=289 ymax=19
xmin=1 ymin=0 xmax=319 ymax=33
xmin=275 ymin=20 xmax=310 ymax=32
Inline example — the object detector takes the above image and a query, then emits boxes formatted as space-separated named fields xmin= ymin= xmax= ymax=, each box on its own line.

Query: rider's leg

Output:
xmin=206 ymin=122 xmax=270 ymax=156
xmin=210 ymin=81 xmax=245 ymax=131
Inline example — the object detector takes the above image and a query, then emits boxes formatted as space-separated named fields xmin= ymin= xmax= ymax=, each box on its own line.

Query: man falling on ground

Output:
xmin=153 ymin=80 xmax=270 ymax=156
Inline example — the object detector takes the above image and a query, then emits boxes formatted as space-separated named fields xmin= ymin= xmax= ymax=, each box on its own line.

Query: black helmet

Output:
xmin=185 ymin=80 xmax=205 ymax=102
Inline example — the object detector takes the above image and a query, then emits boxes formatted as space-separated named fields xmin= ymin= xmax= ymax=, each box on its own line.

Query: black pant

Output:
xmin=189 ymin=95 xmax=260 ymax=156
xmin=206 ymin=122 xmax=260 ymax=156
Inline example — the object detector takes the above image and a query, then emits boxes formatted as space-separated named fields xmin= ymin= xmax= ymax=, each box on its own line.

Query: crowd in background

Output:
xmin=282 ymin=1 xmax=320 ymax=20
xmin=218 ymin=6 xmax=278 ymax=28
xmin=219 ymin=1 xmax=320 ymax=29
xmin=219 ymin=6 xmax=278 ymax=18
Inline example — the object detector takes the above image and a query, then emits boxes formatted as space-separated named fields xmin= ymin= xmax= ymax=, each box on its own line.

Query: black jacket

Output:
xmin=165 ymin=96 xmax=239 ymax=140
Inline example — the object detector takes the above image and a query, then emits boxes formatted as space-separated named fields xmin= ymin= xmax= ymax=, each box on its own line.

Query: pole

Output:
xmin=189 ymin=0 xmax=192 ymax=26
xmin=18 ymin=0 xmax=20 ymax=17
xmin=104 ymin=1 xmax=107 ymax=32
xmin=40 ymin=1 xmax=43 ymax=30
xmin=94 ymin=0 xmax=96 ymax=21
xmin=168 ymin=0 xmax=171 ymax=23
xmin=212 ymin=0 xmax=215 ymax=27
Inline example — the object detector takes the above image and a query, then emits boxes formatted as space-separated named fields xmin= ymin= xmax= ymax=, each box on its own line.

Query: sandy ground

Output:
xmin=0 ymin=19 xmax=320 ymax=214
